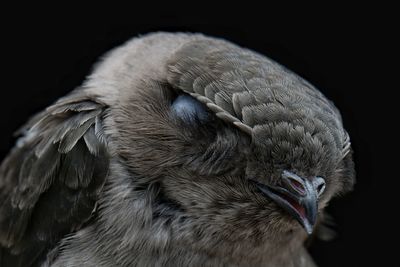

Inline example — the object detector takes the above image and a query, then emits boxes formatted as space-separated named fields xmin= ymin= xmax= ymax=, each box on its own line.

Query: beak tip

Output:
xmin=305 ymin=226 xmax=314 ymax=235
xmin=302 ymin=219 xmax=315 ymax=235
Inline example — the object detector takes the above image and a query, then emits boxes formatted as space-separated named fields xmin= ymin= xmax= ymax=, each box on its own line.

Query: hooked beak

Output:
xmin=252 ymin=170 xmax=326 ymax=234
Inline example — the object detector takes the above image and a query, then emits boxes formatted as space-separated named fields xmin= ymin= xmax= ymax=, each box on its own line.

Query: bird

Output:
xmin=0 ymin=32 xmax=355 ymax=267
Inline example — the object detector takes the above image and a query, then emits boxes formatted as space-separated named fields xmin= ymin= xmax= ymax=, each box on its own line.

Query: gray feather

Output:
xmin=0 ymin=88 xmax=109 ymax=265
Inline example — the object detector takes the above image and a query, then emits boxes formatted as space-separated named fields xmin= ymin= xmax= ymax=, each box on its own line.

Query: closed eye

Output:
xmin=171 ymin=94 xmax=210 ymax=123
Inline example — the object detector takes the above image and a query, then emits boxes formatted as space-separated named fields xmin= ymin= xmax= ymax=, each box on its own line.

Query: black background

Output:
xmin=0 ymin=6 xmax=397 ymax=267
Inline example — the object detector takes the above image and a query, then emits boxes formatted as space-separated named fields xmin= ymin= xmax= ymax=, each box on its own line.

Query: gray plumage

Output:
xmin=0 ymin=32 xmax=355 ymax=267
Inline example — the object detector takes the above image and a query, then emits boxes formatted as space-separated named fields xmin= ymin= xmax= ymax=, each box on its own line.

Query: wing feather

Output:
xmin=167 ymin=39 xmax=350 ymax=167
xmin=0 ymin=89 xmax=109 ymax=266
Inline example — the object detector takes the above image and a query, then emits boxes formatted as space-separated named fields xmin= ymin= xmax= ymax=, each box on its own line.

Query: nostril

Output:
xmin=315 ymin=177 xmax=326 ymax=196
xmin=317 ymin=184 xmax=324 ymax=193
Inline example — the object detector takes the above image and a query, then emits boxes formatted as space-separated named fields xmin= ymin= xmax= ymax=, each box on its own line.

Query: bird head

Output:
xmin=98 ymin=34 xmax=355 ymax=252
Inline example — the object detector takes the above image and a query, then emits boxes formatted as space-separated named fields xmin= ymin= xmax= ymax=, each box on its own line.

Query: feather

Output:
xmin=84 ymin=126 xmax=101 ymax=156
xmin=52 ymin=109 xmax=102 ymax=144
xmin=58 ymin=118 xmax=95 ymax=154
xmin=47 ymin=100 xmax=101 ymax=115
xmin=0 ymin=91 xmax=109 ymax=264
xmin=167 ymin=38 xmax=349 ymax=173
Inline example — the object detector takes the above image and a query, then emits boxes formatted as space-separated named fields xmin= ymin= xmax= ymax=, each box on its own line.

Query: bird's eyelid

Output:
xmin=171 ymin=94 xmax=210 ymax=123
